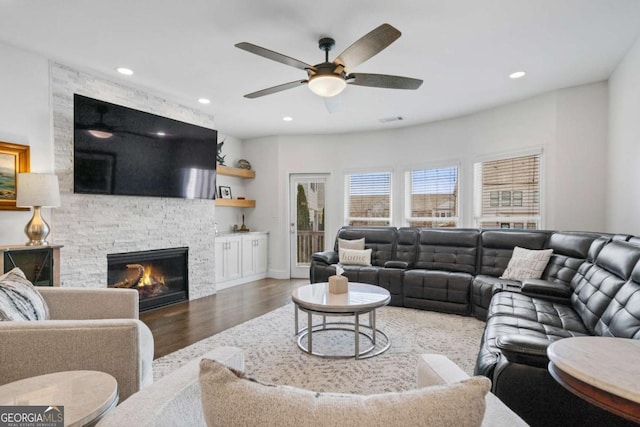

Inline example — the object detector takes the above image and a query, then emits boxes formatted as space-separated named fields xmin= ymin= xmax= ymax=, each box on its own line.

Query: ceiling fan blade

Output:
xmin=235 ymin=42 xmax=313 ymax=71
xmin=347 ymin=73 xmax=423 ymax=90
xmin=335 ymin=24 xmax=401 ymax=71
xmin=243 ymin=80 xmax=307 ymax=99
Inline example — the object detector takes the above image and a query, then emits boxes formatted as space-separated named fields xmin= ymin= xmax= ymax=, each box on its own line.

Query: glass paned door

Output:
xmin=290 ymin=174 xmax=327 ymax=278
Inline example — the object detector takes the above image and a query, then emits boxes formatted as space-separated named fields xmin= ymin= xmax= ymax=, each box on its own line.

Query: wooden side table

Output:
xmin=0 ymin=370 xmax=118 ymax=426
xmin=547 ymin=336 xmax=640 ymax=423
xmin=0 ymin=244 xmax=63 ymax=286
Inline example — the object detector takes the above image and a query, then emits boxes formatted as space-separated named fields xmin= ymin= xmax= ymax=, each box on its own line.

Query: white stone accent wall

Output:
xmin=51 ymin=62 xmax=216 ymax=300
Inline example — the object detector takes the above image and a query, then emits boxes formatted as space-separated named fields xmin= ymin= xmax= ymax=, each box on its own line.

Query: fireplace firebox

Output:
xmin=107 ymin=247 xmax=188 ymax=311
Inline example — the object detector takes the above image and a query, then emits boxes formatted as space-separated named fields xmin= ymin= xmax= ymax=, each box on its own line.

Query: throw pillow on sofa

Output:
xmin=0 ymin=267 xmax=49 ymax=321
xmin=339 ymin=248 xmax=372 ymax=266
xmin=199 ymin=358 xmax=489 ymax=427
xmin=500 ymin=246 xmax=553 ymax=281
xmin=338 ymin=237 xmax=365 ymax=250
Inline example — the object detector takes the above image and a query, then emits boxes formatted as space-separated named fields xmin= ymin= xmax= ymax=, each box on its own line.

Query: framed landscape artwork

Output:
xmin=0 ymin=141 xmax=30 ymax=210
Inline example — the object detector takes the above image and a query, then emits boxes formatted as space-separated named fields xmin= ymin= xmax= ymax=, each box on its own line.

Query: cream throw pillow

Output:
xmin=339 ymin=248 xmax=372 ymax=266
xmin=199 ymin=359 xmax=489 ymax=427
xmin=338 ymin=237 xmax=365 ymax=250
xmin=0 ymin=268 xmax=49 ymax=321
xmin=500 ymin=246 xmax=553 ymax=280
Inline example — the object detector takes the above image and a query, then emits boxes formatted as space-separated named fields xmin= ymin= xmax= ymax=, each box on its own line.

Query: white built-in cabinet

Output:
xmin=214 ymin=235 xmax=242 ymax=284
xmin=241 ymin=233 xmax=268 ymax=278
xmin=215 ymin=232 xmax=268 ymax=290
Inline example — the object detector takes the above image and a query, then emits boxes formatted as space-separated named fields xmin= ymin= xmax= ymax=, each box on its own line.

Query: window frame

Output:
xmin=344 ymin=169 xmax=393 ymax=226
xmin=404 ymin=162 xmax=460 ymax=228
xmin=473 ymin=149 xmax=544 ymax=229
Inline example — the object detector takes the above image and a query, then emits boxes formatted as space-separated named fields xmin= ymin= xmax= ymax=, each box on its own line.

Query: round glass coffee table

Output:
xmin=292 ymin=282 xmax=391 ymax=359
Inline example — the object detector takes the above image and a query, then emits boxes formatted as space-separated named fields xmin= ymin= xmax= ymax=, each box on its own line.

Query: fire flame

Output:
xmin=137 ymin=265 xmax=166 ymax=288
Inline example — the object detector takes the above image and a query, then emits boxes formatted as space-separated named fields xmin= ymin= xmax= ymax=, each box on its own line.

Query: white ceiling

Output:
xmin=1 ymin=0 xmax=640 ymax=139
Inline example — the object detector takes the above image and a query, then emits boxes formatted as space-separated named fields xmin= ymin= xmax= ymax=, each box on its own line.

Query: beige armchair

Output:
xmin=0 ymin=287 xmax=154 ymax=401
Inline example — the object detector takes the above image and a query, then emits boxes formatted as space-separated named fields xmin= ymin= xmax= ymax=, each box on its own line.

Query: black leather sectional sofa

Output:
xmin=311 ymin=226 xmax=640 ymax=426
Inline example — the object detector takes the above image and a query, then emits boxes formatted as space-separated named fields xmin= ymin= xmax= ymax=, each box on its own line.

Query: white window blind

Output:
xmin=345 ymin=172 xmax=391 ymax=226
xmin=475 ymin=153 xmax=541 ymax=229
xmin=406 ymin=166 xmax=459 ymax=228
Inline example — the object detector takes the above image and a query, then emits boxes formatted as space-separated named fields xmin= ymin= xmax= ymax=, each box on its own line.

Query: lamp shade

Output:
xmin=16 ymin=173 xmax=61 ymax=208
xmin=308 ymin=74 xmax=347 ymax=97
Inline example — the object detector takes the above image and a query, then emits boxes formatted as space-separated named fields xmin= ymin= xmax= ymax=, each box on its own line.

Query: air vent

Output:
xmin=379 ymin=116 xmax=404 ymax=123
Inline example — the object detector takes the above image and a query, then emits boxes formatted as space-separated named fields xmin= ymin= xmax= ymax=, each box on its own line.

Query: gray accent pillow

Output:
xmin=0 ymin=267 xmax=49 ymax=321
xmin=500 ymin=246 xmax=553 ymax=280
xmin=199 ymin=358 xmax=489 ymax=427
xmin=338 ymin=237 xmax=365 ymax=250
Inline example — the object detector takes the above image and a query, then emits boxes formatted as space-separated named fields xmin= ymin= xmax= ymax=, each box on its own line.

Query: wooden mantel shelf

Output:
xmin=217 ymin=165 xmax=255 ymax=179
xmin=215 ymin=198 xmax=256 ymax=208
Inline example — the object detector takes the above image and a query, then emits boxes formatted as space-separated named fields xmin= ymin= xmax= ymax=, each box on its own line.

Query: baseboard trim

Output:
xmin=267 ymin=269 xmax=289 ymax=279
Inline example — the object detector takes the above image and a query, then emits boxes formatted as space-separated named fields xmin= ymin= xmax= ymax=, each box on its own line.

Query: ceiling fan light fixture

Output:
xmin=87 ymin=129 xmax=113 ymax=139
xmin=308 ymin=74 xmax=346 ymax=97
xmin=116 ymin=67 xmax=134 ymax=76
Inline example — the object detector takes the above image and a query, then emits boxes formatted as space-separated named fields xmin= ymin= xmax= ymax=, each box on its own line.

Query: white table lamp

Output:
xmin=16 ymin=173 xmax=61 ymax=246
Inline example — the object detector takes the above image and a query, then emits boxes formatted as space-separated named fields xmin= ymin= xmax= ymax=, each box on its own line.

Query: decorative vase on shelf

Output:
xmin=236 ymin=159 xmax=252 ymax=170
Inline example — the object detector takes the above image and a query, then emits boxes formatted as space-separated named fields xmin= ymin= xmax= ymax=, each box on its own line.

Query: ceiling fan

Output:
xmin=235 ymin=23 xmax=423 ymax=99
xmin=76 ymin=105 xmax=157 ymax=139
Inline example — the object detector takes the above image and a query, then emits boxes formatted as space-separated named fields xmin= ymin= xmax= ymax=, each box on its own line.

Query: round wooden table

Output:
xmin=0 ymin=370 xmax=118 ymax=426
xmin=547 ymin=337 xmax=640 ymax=423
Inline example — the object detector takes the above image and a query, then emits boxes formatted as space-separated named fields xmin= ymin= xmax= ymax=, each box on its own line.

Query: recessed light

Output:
xmin=509 ymin=71 xmax=526 ymax=79
xmin=198 ymin=98 xmax=211 ymax=104
xmin=283 ymin=116 xmax=293 ymax=122
xmin=116 ymin=67 xmax=134 ymax=76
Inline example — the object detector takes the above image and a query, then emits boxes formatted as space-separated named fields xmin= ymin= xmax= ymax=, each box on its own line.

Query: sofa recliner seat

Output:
xmin=403 ymin=228 xmax=479 ymax=315
xmin=473 ymin=240 xmax=640 ymax=426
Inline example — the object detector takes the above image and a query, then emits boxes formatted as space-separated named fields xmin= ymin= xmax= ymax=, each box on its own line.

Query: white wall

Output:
xmin=608 ymin=35 xmax=640 ymax=234
xmin=245 ymin=83 xmax=609 ymax=277
xmin=0 ymin=41 xmax=54 ymax=245
xmin=214 ymin=134 xmax=250 ymax=233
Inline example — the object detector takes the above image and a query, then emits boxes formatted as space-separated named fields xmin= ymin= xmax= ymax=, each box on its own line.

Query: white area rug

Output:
xmin=153 ymin=304 xmax=485 ymax=394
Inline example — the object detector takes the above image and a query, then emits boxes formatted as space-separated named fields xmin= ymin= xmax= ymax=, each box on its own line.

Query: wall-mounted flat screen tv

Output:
xmin=73 ymin=94 xmax=217 ymax=200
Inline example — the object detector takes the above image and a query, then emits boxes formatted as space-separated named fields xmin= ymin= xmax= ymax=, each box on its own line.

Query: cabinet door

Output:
xmin=254 ymin=235 xmax=268 ymax=275
xmin=214 ymin=239 xmax=226 ymax=283
xmin=241 ymin=235 xmax=256 ymax=276
xmin=225 ymin=237 xmax=242 ymax=280
xmin=215 ymin=237 xmax=242 ymax=282
xmin=241 ymin=234 xmax=268 ymax=277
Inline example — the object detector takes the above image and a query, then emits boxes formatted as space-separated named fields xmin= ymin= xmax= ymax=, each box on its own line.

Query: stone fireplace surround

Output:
xmin=51 ymin=62 xmax=216 ymax=300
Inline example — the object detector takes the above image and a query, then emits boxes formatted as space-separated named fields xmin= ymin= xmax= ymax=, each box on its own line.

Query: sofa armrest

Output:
xmin=496 ymin=334 xmax=552 ymax=369
xmin=417 ymin=354 xmax=527 ymax=426
xmin=97 ymin=347 xmax=244 ymax=427
xmin=38 ymin=287 xmax=139 ymax=320
xmin=0 ymin=319 xmax=153 ymax=401
xmin=311 ymin=251 xmax=338 ymax=265
xmin=384 ymin=260 xmax=410 ymax=269
xmin=520 ymin=279 xmax=571 ymax=300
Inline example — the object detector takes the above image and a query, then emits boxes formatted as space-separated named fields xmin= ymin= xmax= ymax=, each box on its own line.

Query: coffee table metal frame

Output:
xmin=292 ymin=283 xmax=391 ymax=359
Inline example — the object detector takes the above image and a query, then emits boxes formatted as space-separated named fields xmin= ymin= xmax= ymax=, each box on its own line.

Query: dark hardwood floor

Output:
xmin=140 ymin=278 xmax=308 ymax=359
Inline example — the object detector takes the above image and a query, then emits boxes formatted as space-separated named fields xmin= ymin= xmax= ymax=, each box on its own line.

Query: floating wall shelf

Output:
xmin=217 ymin=165 xmax=255 ymax=179
xmin=215 ymin=199 xmax=256 ymax=208
xmin=216 ymin=165 xmax=256 ymax=207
